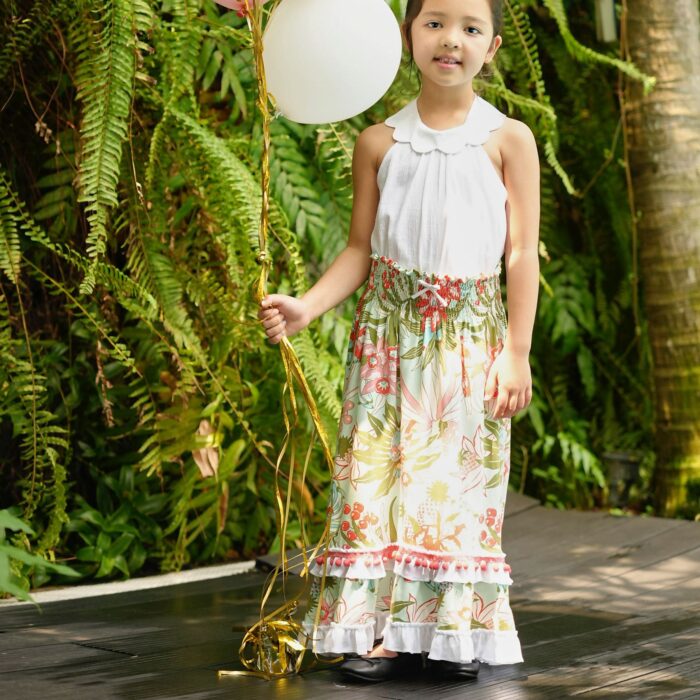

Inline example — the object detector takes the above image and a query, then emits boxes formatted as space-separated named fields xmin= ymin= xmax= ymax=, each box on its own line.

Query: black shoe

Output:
xmin=338 ymin=652 xmax=417 ymax=682
xmin=427 ymin=658 xmax=481 ymax=680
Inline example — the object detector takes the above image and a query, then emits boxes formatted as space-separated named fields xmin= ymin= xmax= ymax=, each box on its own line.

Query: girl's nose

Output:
xmin=442 ymin=35 xmax=459 ymax=48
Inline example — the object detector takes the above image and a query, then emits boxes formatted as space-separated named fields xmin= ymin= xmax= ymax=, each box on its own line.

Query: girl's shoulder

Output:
xmin=492 ymin=115 xmax=537 ymax=155
xmin=485 ymin=113 xmax=537 ymax=173
xmin=356 ymin=122 xmax=396 ymax=174
xmin=481 ymin=112 xmax=538 ymax=187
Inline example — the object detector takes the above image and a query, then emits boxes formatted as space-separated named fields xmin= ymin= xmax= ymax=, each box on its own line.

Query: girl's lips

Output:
xmin=434 ymin=58 xmax=461 ymax=69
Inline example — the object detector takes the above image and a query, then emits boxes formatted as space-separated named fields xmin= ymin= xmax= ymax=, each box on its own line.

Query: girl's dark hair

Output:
xmin=402 ymin=0 xmax=503 ymax=61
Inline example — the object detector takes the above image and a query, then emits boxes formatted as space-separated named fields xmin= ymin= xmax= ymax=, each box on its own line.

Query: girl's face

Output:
xmin=404 ymin=0 xmax=501 ymax=89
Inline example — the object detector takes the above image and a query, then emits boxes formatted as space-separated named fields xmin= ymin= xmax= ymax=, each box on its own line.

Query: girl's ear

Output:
xmin=484 ymin=34 xmax=503 ymax=64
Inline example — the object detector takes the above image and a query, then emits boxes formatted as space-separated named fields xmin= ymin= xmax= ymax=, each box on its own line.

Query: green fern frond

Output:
xmin=1 ymin=166 xmax=158 ymax=318
xmin=268 ymin=120 xmax=349 ymax=257
xmin=267 ymin=224 xmax=311 ymax=301
xmin=478 ymin=66 xmax=557 ymax=124
xmin=0 ymin=176 xmax=21 ymax=283
xmin=196 ymin=12 xmax=251 ymax=112
xmin=72 ymin=0 xmax=138 ymax=293
xmin=314 ymin=122 xmax=354 ymax=196
xmin=0 ymin=290 xmax=69 ymax=556
xmin=31 ymin=131 xmax=80 ymax=245
xmin=500 ymin=1 xmax=576 ymax=194
xmin=160 ymin=0 xmax=202 ymax=109
xmin=540 ymin=0 xmax=656 ymax=93
xmin=133 ymin=0 xmax=154 ymax=34
xmin=144 ymin=237 xmax=204 ymax=353
xmin=538 ymin=166 xmax=558 ymax=235
xmin=542 ymin=138 xmax=576 ymax=194
xmin=313 ymin=121 xmax=355 ymax=257
xmin=164 ymin=108 xmax=347 ymax=475
xmin=503 ymin=0 xmax=549 ymax=107
xmin=168 ymin=107 xmax=263 ymax=252
xmin=288 ymin=332 xmax=341 ymax=422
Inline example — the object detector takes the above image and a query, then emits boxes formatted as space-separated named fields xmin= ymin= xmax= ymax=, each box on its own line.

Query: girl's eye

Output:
xmin=425 ymin=21 xmax=479 ymax=34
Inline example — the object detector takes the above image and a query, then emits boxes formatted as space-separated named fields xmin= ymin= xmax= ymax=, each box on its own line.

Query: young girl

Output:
xmin=258 ymin=0 xmax=539 ymax=682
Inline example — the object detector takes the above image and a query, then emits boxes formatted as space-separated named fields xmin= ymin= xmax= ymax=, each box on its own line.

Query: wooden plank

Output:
xmin=513 ymin=519 xmax=700 ymax=581
xmin=538 ymin=628 xmax=700 ymax=697
xmin=512 ymin=528 xmax=700 ymax=613
xmin=0 ymin=676 xmax=122 ymax=700
xmin=520 ymin=612 xmax=700 ymax=672
xmin=572 ymin=657 xmax=700 ymax=698
xmin=0 ymin=625 xmax=163 ymax=651
xmin=504 ymin=508 xmax=682 ymax=559
xmin=0 ymin=641 xmax=129 ymax=674
xmin=502 ymin=506 xmax=699 ymax=613
xmin=0 ymin=572 xmax=267 ymax=629
xmin=514 ymin=606 xmax=631 ymax=644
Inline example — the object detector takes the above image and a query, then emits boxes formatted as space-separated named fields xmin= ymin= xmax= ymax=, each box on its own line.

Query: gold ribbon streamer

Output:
xmin=217 ymin=0 xmax=337 ymax=680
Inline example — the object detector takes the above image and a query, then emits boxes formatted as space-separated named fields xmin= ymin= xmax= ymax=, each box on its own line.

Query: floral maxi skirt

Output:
xmin=302 ymin=253 xmax=524 ymax=665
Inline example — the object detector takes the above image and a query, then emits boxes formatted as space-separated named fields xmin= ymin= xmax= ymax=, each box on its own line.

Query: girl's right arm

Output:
xmin=258 ymin=125 xmax=382 ymax=344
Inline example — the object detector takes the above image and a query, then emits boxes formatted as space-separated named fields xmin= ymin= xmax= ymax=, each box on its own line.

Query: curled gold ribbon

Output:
xmin=218 ymin=605 xmax=306 ymax=679
xmin=217 ymin=0 xmax=337 ymax=681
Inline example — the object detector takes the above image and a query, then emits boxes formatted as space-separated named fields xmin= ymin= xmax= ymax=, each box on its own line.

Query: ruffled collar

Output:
xmin=384 ymin=95 xmax=506 ymax=154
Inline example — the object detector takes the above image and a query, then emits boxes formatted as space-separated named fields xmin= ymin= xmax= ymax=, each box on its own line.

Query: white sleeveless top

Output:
xmin=370 ymin=95 xmax=508 ymax=279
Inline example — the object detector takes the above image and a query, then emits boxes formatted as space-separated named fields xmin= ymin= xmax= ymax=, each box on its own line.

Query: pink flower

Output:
xmin=213 ymin=0 xmax=269 ymax=17
xmin=360 ymin=336 xmax=398 ymax=397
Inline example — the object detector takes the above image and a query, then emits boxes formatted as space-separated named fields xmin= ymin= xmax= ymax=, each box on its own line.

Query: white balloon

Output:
xmin=262 ymin=0 xmax=403 ymax=124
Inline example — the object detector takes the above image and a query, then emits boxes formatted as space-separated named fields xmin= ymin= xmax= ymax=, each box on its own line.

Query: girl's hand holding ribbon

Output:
xmin=258 ymin=295 xmax=312 ymax=345
xmin=484 ymin=348 xmax=533 ymax=419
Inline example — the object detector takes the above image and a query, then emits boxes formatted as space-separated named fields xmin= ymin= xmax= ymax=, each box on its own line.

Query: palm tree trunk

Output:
xmin=622 ymin=0 xmax=700 ymax=516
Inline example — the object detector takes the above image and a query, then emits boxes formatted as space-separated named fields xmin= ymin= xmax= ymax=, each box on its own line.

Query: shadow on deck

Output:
xmin=1 ymin=493 xmax=699 ymax=699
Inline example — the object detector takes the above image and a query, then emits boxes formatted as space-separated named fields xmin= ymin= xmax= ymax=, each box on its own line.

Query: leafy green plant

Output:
xmin=65 ymin=465 xmax=167 ymax=579
xmin=0 ymin=509 xmax=79 ymax=602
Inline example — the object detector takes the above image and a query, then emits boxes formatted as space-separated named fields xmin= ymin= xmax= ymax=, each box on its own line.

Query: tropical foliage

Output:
xmin=0 ymin=0 xmax=657 ymax=597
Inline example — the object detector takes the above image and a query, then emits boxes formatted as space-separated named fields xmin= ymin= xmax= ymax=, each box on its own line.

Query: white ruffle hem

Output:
xmin=303 ymin=616 xmax=523 ymax=665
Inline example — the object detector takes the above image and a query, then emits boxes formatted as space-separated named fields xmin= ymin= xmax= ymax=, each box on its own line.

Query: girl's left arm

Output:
xmin=485 ymin=119 xmax=540 ymax=419
xmin=502 ymin=118 xmax=540 ymax=357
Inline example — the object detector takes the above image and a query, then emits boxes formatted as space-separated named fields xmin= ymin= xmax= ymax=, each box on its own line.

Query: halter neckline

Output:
xmin=385 ymin=96 xmax=506 ymax=154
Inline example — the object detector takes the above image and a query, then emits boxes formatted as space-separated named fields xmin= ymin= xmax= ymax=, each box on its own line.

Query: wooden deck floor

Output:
xmin=1 ymin=493 xmax=699 ymax=699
